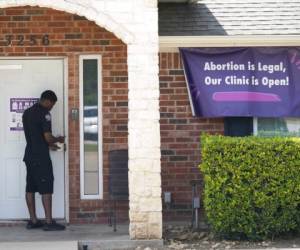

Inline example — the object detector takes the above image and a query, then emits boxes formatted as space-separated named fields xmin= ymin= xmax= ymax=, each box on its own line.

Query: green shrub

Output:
xmin=200 ymin=135 xmax=300 ymax=240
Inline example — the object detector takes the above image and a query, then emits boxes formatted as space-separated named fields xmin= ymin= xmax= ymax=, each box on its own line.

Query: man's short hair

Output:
xmin=40 ymin=90 xmax=57 ymax=103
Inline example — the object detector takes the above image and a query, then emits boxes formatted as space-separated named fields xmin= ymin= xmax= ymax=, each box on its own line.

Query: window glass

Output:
xmin=83 ymin=59 xmax=99 ymax=195
xmin=256 ymin=118 xmax=300 ymax=137
xmin=224 ymin=117 xmax=253 ymax=136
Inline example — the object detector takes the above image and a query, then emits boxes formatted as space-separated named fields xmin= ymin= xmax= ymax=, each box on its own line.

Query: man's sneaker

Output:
xmin=43 ymin=221 xmax=66 ymax=231
xmin=26 ymin=220 xmax=44 ymax=229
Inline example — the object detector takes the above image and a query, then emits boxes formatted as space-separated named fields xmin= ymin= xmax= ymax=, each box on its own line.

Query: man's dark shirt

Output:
xmin=22 ymin=103 xmax=52 ymax=163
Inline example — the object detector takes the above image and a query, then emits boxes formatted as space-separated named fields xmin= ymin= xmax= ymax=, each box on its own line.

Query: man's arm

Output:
xmin=44 ymin=132 xmax=65 ymax=145
xmin=41 ymin=111 xmax=64 ymax=146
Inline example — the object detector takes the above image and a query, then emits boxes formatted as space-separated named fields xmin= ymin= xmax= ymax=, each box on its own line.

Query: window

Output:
xmin=79 ymin=55 xmax=103 ymax=199
xmin=224 ymin=117 xmax=253 ymax=137
xmin=254 ymin=118 xmax=300 ymax=137
xmin=224 ymin=117 xmax=300 ymax=137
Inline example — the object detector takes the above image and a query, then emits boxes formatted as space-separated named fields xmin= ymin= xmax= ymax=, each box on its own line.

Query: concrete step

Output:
xmin=0 ymin=241 xmax=78 ymax=250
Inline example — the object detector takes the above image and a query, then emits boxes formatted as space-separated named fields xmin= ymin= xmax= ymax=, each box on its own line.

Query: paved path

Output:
xmin=0 ymin=224 xmax=163 ymax=250
xmin=0 ymin=241 xmax=77 ymax=250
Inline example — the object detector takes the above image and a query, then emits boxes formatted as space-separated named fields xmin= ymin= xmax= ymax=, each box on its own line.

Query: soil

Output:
xmin=161 ymin=225 xmax=300 ymax=250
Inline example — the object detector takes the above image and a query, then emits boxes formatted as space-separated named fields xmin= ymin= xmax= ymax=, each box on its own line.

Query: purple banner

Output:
xmin=180 ymin=47 xmax=300 ymax=117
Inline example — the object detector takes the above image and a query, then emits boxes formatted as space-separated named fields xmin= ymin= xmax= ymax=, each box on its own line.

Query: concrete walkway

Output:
xmin=0 ymin=241 xmax=78 ymax=250
xmin=0 ymin=224 xmax=163 ymax=250
xmin=1 ymin=224 xmax=300 ymax=250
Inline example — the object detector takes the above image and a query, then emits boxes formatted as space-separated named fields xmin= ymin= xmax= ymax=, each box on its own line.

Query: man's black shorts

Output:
xmin=25 ymin=160 xmax=54 ymax=194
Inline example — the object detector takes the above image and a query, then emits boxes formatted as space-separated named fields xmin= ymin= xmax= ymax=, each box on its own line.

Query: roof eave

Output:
xmin=159 ymin=35 xmax=300 ymax=52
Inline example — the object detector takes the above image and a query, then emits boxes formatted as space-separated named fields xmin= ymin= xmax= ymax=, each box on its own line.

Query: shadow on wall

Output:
xmin=159 ymin=2 xmax=227 ymax=36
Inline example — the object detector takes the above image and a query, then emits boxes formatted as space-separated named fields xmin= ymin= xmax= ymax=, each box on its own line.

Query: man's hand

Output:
xmin=57 ymin=136 xmax=65 ymax=143
xmin=49 ymin=144 xmax=60 ymax=151
xmin=44 ymin=132 xmax=65 ymax=144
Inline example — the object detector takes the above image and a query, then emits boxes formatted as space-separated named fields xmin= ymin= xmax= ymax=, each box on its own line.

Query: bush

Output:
xmin=200 ymin=135 xmax=300 ymax=240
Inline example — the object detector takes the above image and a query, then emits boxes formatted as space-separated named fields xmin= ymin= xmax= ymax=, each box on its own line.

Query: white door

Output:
xmin=0 ymin=59 xmax=65 ymax=220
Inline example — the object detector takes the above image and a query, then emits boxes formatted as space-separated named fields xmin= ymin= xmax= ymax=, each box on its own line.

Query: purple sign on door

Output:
xmin=10 ymin=98 xmax=39 ymax=131
xmin=180 ymin=47 xmax=300 ymax=117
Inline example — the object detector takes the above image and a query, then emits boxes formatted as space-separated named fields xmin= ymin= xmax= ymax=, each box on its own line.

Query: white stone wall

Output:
xmin=0 ymin=0 xmax=161 ymax=239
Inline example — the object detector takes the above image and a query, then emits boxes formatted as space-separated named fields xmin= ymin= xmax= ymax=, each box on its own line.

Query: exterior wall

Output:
xmin=0 ymin=3 xmax=226 ymax=234
xmin=0 ymin=6 xmax=129 ymax=224
xmin=159 ymin=52 xmax=224 ymax=221
xmin=0 ymin=3 xmax=227 ymax=233
xmin=0 ymin=0 xmax=161 ymax=240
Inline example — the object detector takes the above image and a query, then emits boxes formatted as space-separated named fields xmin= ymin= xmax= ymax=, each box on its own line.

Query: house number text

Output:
xmin=2 ymin=35 xmax=50 ymax=46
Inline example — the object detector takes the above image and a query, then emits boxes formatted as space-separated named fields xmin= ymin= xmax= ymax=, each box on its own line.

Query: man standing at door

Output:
xmin=22 ymin=90 xmax=65 ymax=231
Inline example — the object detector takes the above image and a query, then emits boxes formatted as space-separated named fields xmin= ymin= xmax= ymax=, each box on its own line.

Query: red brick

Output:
xmin=0 ymin=6 xmax=128 ymax=224
xmin=32 ymin=15 xmax=51 ymax=21
xmin=12 ymin=28 xmax=30 ymax=33
xmin=5 ymin=9 xmax=25 ymax=15
xmin=53 ymin=15 xmax=72 ymax=21
xmin=159 ymin=52 xmax=224 ymax=222
xmin=0 ymin=16 xmax=11 ymax=21
xmin=26 ymin=9 xmax=45 ymax=15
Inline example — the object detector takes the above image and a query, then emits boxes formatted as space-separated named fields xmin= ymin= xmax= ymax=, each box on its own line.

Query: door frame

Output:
xmin=0 ymin=56 xmax=69 ymax=223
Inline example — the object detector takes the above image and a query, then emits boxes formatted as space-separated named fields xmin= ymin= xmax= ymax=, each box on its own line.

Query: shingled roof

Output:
xmin=159 ymin=0 xmax=300 ymax=36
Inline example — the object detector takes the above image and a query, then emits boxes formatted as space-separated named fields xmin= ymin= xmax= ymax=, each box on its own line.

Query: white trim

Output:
xmin=79 ymin=55 xmax=103 ymax=200
xmin=159 ymin=35 xmax=300 ymax=52
xmin=253 ymin=118 xmax=258 ymax=136
xmin=63 ymin=58 xmax=70 ymax=223
xmin=0 ymin=65 xmax=22 ymax=70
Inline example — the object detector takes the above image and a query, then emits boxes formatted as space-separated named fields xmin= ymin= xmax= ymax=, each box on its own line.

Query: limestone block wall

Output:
xmin=0 ymin=0 xmax=161 ymax=240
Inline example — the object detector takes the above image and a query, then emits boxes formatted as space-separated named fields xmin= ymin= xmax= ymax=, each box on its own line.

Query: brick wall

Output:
xmin=0 ymin=6 xmax=129 ymax=223
xmin=0 ymin=6 xmax=225 ymax=226
xmin=0 ymin=0 xmax=161 ymax=240
xmin=159 ymin=52 xmax=224 ymax=221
